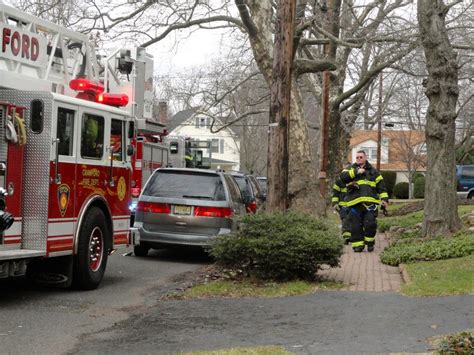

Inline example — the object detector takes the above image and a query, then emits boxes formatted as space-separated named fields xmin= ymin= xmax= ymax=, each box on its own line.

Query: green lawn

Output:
xmin=169 ymin=279 xmax=343 ymax=300
xmin=378 ymin=205 xmax=473 ymax=232
xmin=402 ymin=254 xmax=474 ymax=296
xmin=183 ymin=346 xmax=293 ymax=355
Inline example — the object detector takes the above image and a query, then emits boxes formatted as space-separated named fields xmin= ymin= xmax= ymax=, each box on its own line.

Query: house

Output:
xmin=348 ymin=130 xmax=427 ymax=183
xmin=167 ymin=108 xmax=240 ymax=171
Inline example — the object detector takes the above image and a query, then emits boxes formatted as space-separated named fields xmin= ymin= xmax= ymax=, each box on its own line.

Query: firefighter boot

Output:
xmin=364 ymin=236 xmax=376 ymax=252
xmin=352 ymin=241 xmax=364 ymax=253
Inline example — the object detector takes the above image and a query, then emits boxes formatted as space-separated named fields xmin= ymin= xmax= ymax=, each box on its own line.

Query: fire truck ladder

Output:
xmin=0 ymin=2 xmax=100 ymax=93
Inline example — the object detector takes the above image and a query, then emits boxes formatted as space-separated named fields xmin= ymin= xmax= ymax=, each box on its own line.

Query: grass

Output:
xmin=378 ymin=205 xmax=473 ymax=232
xmin=401 ymin=254 xmax=474 ymax=296
xmin=182 ymin=346 xmax=293 ymax=355
xmin=170 ymin=279 xmax=344 ymax=300
xmin=385 ymin=202 xmax=410 ymax=214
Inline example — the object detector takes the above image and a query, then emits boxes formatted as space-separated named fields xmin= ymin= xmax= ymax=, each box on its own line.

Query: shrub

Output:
xmin=436 ymin=331 xmax=474 ymax=354
xmin=380 ymin=232 xmax=474 ymax=266
xmin=413 ymin=172 xmax=424 ymax=181
xmin=393 ymin=182 xmax=409 ymax=199
xmin=413 ymin=176 xmax=425 ymax=198
xmin=210 ymin=212 xmax=343 ymax=281
xmin=381 ymin=171 xmax=396 ymax=198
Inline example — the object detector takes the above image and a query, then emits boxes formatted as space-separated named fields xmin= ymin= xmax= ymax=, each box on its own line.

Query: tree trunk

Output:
xmin=418 ymin=0 xmax=461 ymax=237
xmin=288 ymin=77 xmax=326 ymax=215
xmin=237 ymin=0 xmax=325 ymax=216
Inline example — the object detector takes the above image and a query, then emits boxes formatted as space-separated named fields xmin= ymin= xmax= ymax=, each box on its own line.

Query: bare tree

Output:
xmin=390 ymin=131 xmax=427 ymax=199
xmin=418 ymin=0 xmax=462 ymax=237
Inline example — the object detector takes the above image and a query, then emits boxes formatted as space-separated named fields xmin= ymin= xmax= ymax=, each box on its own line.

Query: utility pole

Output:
xmin=376 ymin=72 xmax=383 ymax=171
xmin=266 ymin=0 xmax=296 ymax=212
xmin=318 ymin=0 xmax=333 ymax=198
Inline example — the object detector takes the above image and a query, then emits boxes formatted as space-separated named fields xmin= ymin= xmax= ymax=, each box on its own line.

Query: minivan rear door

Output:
xmin=140 ymin=170 xmax=231 ymax=236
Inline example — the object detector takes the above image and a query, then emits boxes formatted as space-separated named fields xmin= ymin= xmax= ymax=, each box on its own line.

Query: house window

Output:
xmin=211 ymin=139 xmax=219 ymax=153
xmin=195 ymin=118 xmax=199 ymax=128
xmin=360 ymin=147 xmax=377 ymax=161
xmin=220 ymin=139 xmax=225 ymax=154
xmin=199 ymin=117 xmax=206 ymax=128
xmin=417 ymin=143 xmax=427 ymax=154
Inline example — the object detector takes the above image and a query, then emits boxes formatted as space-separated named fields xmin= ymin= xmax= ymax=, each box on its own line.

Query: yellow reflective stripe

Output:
xmin=357 ymin=180 xmax=376 ymax=187
xmin=341 ymin=188 xmax=347 ymax=193
xmin=332 ymin=197 xmax=339 ymax=202
xmin=364 ymin=236 xmax=375 ymax=242
xmin=342 ymin=232 xmax=351 ymax=237
xmin=345 ymin=196 xmax=381 ymax=207
xmin=375 ymin=175 xmax=383 ymax=183
xmin=349 ymin=168 xmax=355 ymax=179
xmin=339 ymin=201 xmax=347 ymax=206
xmin=333 ymin=184 xmax=341 ymax=191
xmin=352 ymin=241 xmax=364 ymax=247
xmin=379 ymin=192 xmax=389 ymax=199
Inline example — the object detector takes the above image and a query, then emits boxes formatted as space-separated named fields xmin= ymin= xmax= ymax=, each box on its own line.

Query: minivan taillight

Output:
xmin=194 ymin=206 xmax=233 ymax=218
xmin=136 ymin=201 xmax=171 ymax=214
xmin=246 ymin=200 xmax=257 ymax=214
xmin=131 ymin=187 xmax=141 ymax=198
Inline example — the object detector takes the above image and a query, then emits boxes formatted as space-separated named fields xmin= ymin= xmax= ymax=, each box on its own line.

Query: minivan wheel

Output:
xmin=468 ymin=192 xmax=473 ymax=200
xmin=134 ymin=244 xmax=149 ymax=257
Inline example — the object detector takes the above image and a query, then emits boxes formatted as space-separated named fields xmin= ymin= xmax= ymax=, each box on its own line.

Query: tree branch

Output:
xmin=295 ymin=58 xmax=337 ymax=76
xmin=141 ymin=15 xmax=244 ymax=47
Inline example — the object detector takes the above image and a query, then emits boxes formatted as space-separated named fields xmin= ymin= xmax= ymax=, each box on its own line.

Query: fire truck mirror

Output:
xmin=30 ymin=100 xmax=44 ymax=134
xmin=170 ymin=142 xmax=179 ymax=154
xmin=126 ymin=144 xmax=135 ymax=156
xmin=128 ymin=121 xmax=135 ymax=139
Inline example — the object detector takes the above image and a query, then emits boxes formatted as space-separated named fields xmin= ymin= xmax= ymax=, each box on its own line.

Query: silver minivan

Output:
xmin=132 ymin=168 xmax=247 ymax=256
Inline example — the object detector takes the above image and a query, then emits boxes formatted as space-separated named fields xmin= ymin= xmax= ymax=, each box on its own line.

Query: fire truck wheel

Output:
xmin=134 ymin=244 xmax=149 ymax=257
xmin=74 ymin=207 xmax=109 ymax=290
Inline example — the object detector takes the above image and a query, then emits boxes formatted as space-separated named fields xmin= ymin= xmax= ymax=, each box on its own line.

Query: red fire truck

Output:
xmin=0 ymin=3 xmax=154 ymax=289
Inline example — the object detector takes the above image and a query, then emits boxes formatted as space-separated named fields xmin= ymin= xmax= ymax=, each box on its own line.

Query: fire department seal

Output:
xmin=58 ymin=184 xmax=70 ymax=217
xmin=117 ymin=176 xmax=126 ymax=201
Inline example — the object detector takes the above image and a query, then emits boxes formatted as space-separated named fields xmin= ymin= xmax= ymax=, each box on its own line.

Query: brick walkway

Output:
xmin=319 ymin=233 xmax=403 ymax=292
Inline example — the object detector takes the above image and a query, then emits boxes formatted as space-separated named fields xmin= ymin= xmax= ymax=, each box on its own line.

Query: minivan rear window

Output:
xmin=233 ymin=175 xmax=253 ymax=197
xmin=143 ymin=170 xmax=226 ymax=201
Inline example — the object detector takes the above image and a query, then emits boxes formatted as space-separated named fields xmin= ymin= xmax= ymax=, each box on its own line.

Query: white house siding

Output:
xmin=351 ymin=139 xmax=389 ymax=165
xmin=169 ymin=117 xmax=240 ymax=171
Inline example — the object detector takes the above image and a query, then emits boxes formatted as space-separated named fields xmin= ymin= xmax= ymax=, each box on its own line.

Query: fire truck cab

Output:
xmin=0 ymin=3 xmax=149 ymax=289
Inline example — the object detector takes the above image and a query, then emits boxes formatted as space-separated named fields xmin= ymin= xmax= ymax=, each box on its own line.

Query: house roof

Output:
xmin=349 ymin=130 xmax=427 ymax=172
xmin=350 ymin=130 xmax=425 ymax=147
xmin=168 ymin=108 xmax=238 ymax=137
xmin=167 ymin=107 xmax=200 ymax=132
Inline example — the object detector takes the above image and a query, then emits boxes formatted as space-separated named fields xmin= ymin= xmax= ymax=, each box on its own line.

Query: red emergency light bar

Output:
xmin=96 ymin=93 xmax=129 ymax=107
xmin=69 ymin=78 xmax=104 ymax=93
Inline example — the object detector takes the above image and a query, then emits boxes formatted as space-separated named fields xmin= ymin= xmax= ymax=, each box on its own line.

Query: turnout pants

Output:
xmin=338 ymin=207 xmax=351 ymax=242
xmin=347 ymin=204 xmax=378 ymax=249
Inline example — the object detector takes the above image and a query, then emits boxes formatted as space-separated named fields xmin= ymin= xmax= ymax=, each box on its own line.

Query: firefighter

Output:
xmin=184 ymin=138 xmax=195 ymax=168
xmin=339 ymin=150 xmax=389 ymax=252
xmin=332 ymin=163 xmax=352 ymax=244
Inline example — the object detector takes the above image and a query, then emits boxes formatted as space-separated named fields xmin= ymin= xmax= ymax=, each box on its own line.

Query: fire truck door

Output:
xmin=49 ymin=103 xmax=79 ymax=255
xmin=109 ymin=117 xmax=131 ymax=245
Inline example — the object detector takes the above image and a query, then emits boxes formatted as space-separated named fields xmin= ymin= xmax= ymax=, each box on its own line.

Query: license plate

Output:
xmin=174 ymin=205 xmax=191 ymax=215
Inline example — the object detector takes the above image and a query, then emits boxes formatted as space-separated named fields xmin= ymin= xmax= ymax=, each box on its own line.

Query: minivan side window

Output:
xmin=81 ymin=114 xmax=104 ymax=159
xmin=224 ymin=175 xmax=243 ymax=203
xmin=462 ymin=167 xmax=474 ymax=179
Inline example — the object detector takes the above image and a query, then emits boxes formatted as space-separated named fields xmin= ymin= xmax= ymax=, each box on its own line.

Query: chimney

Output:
xmin=158 ymin=101 xmax=168 ymax=125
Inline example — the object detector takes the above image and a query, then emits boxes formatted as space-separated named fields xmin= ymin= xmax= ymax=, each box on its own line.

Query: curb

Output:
xmin=399 ymin=263 xmax=411 ymax=284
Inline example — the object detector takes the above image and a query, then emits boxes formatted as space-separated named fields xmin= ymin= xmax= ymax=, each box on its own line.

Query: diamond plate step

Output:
xmin=0 ymin=249 xmax=46 ymax=261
